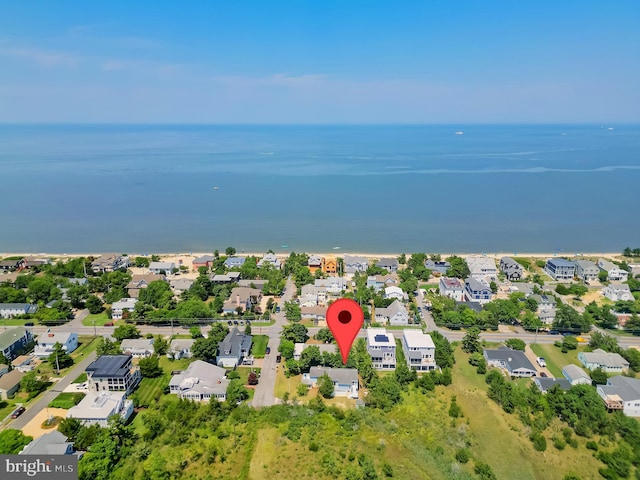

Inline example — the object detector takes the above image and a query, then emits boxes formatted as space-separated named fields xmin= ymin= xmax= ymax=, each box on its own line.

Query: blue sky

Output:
xmin=1 ymin=1 xmax=638 ymax=123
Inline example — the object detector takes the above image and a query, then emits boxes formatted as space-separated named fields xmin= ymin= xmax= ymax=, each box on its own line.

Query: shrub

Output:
xmin=530 ymin=432 xmax=547 ymax=451
xmin=586 ymin=441 xmax=599 ymax=451
xmin=309 ymin=442 xmax=319 ymax=452
xmin=553 ymin=436 xmax=566 ymax=450
xmin=455 ymin=448 xmax=470 ymax=464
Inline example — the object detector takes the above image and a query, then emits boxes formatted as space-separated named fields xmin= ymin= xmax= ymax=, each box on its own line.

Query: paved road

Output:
xmin=3 ymin=351 xmax=97 ymax=431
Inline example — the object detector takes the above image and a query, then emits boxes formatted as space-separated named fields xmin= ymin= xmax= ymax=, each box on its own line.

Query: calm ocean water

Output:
xmin=0 ymin=124 xmax=638 ymax=254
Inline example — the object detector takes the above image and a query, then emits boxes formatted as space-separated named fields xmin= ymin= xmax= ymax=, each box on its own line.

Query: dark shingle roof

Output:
xmin=86 ymin=355 xmax=132 ymax=378
xmin=484 ymin=347 xmax=536 ymax=373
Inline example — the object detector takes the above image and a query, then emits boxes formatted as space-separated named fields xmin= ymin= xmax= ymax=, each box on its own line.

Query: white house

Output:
xmin=466 ymin=256 xmax=498 ymax=281
xmin=120 ymin=338 xmax=155 ymax=358
xmin=302 ymin=367 xmax=359 ymax=398
xmin=598 ymin=259 xmax=629 ymax=282
xmin=111 ymin=298 xmax=138 ymax=320
xmin=401 ymin=330 xmax=437 ymax=371
xmin=384 ymin=286 xmax=408 ymax=301
xmin=67 ymin=391 xmax=134 ymax=427
xmin=344 ymin=255 xmax=369 ymax=275
xmin=149 ymin=262 xmax=176 ymax=275
xmin=315 ymin=277 xmax=347 ymax=295
xmin=439 ymin=277 xmax=465 ymax=301
xmin=34 ymin=331 xmax=78 ymax=359
xmin=530 ymin=294 xmax=557 ymax=325
xmin=562 ymin=364 xmax=592 ymax=386
xmin=366 ymin=328 xmax=396 ymax=370
xmin=257 ymin=253 xmax=281 ymax=269
xmin=167 ymin=338 xmax=195 ymax=360
xmin=602 ymin=283 xmax=634 ymax=302
xmin=578 ymin=349 xmax=629 ymax=373
xmin=597 ymin=376 xmax=640 ymax=417
xmin=0 ymin=303 xmax=38 ymax=319
xmin=574 ymin=260 xmax=600 ymax=282
xmin=374 ymin=300 xmax=410 ymax=326
xmin=169 ymin=360 xmax=229 ymax=402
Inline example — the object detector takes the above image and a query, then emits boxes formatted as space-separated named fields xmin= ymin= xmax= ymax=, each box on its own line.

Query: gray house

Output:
xmin=224 ymin=256 xmax=246 ymax=269
xmin=562 ymin=364 xmax=592 ymax=385
xmin=366 ymin=328 xmax=396 ymax=370
xmin=464 ymin=277 xmax=493 ymax=304
xmin=376 ymin=258 xmax=399 ymax=273
xmin=374 ymin=300 xmax=410 ymax=326
xmin=20 ymin=431 xmax=74 ymax=455
xmin=574 ymin=260 xmax=599 ymax=282
xmin=483 ymin=347 xmax=537 ymax=377
xmin=0 ymin=326 xmax=34 ymax=360
xmin=0 ymin=303 xmax=38 ymax=319
xmin=544 ymin=258 xmax=575 ymax=281
xmin=425 ymin=259 xmax=451 ymax=275
xmin=534 ymin=377 xmax=571 ymax=394
xmin=499 ymin=257 xmax=524 ymax=281
xmin=344 ymin=255 xmax=369 ymax=275
xmin=0 ymin=369 xmax=25 ymax=400
xmin=302 ymin=367 xmax=359 ymax=398
xmin=169 ymin=360 xmax=229 ymax=402
xmin=85 ymin=355 xmax=141 ymax=394
xmin=217 ymin=327 xmax=252 ymax=368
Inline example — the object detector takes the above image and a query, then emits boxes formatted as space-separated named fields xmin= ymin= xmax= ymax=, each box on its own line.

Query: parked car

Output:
xmin=24 ymin=322 xmax=34 ymax=326
xmin=540 ymin=372 xmax=548 ymax=377
xmin=536 ymin=357 xmax=546 ymax=367
xmin=11 ymin=407 xmax=26 ymax=418
xmin=104 ymin=322 xmax=114 ymax=327
xmin=266 ymin=347 xmax=271 ymax=355
xmin=275 ymin=306 xmax=281 ymax=313
xmin=548 ymin=330 xmax=559 ymax=335
xmin=227 ymin=320 xmax=233 ymax=325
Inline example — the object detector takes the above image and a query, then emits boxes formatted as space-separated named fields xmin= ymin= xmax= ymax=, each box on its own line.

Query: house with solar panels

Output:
xmin=366 ymin=328 xmax=396 ymax=370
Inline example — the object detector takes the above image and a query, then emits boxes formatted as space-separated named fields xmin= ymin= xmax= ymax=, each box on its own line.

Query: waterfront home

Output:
xmin=483 ymin=347 xmax=537 ymax=377
xmin=321 ymin=257 xmax=337 ymax=275
xmin=425 ymin=259 xmax=451 ymax=275
xmin=366 ymin=273 xmax=399 ymax=292
xmin=439 ymin=277 xmax=465 ymax=301
xmin=384 ymin=286 xmax=408 ymax=302
xmin=0 ymin=259 xmax=22 ymax=271
xmin=579 ymin=349 xmax=629 ymax=373
xmin=302 ymin=367 xmax=359 ymax=398
xmin=257 ymin=253 xmax=281 ymax=269
xmin=344 ymin=255 xmax=369 ymax=275
xmin=630 ymin=264 xmax=640 ymax=277
xmin=534 ymin=377 xmax=571 ymax=394
xmin=193 ymin=255 xmax=215 ymax=270
xmin=0 ymin=369 xmax=25 ymax=400
xmin=499 ymin=257 xmax=524 ymax=281
xmin=224 ymin=256 xmax=246 ymax=269
xmin=34 ymin=331 xmax=78 ymax=358
xmin=466 ymin=256 xmax=498 ymax=281
xmin=529 ymin=294 xmax=557 ymax=325
xmin=85 ymin=355 xmax=141 ymax=394
xmin=315 ymin=277 xmax=347 ymax=295
xmin=376 ymin=257 xmax=399 ymax=273
xmin=20 ymin=431 xmax=74 ymax=455
xmin=597 ymin=376 xmax=640 ymax=416
xmin=170 ymin=278 xmax=194 ymax=296
xmin=149 ymin=261 xmax=176 ymax=275
xmin=366 ymin=328 xmax=396 ymax=370
xmin=293 ymin=343 xmax=337 ymax=361
xmin=0 ymin=303 xmax=38 ymax=318
xmin=120 ymin=338 xmax=154 ymax=358
xmin=67 ymin=391 xmax=134 ymax=427
xmin=127 ymin=273 xmax=166 ymax=298
xmin=307 ymin=255 xmax=322 ymax=274
xmin=301 ymin=306 xmax=328 ymax=323
xmin=169 ymin=360 xmax=229 ymax=402
xmin=167 ymin=338 xmax=195 ymax=360
xmin=544 ymin=258 xmax=576 ymax=281
xmin=401 ymin=329 xmax=436 ymax=371
xmin=602 ymin=283 xmax=634 ymax=301
xmin=91 ymin=254 xmax=129 ymax=273
xmin=574 ymin=259 xmax=599 ymax=282
xmin=210 ymin=272 xmax=241 ymax=284
xmin=375 ymin=300 xmax=410 ymax=326
xmin=217 ymin=327 xmax=252 ymax=368
xmin=562 ymin=364 xmax=592 ymax=385
xmin=0 ymin=327 xmax=34 ymax=360
xmin=598 ymin=258 xmax=629 ymax=282
xmin=464 ymin=277 xmax=493 ymax=304
xmin=222 ymin=287 xmax=262 ymax=314
xmin=111 ymin=298 xmax=138 ymax=320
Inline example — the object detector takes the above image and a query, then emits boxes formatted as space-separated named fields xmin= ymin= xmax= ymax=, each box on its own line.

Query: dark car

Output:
xmin=275 ymin=306 xmax=281 ymax=313
xmin=540 ymin=372 xmax=548 ymax=377
xmin=228 ymin=320 xmax=233 ymax=325
xmin=11 ymin=407 xmax=26 ymax=419
xmin=266 ymin=346 xmax=271 ymax=355
xmin=24 ymin=322 xmax=34 ymax=326
xmin=104 ymin=322 xmax=114 ymax=327
xmin=548 ymin=330 xmax=560 ymax=335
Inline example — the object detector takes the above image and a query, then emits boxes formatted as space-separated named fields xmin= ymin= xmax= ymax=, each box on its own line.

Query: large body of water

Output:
xmin=0 ymin=124 xmax=638 ymax=254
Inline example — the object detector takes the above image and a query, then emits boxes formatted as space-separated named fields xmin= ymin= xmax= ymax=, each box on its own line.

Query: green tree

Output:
xmin=285 ymin=359 xmax=300 ymax=376
xmin=398 ymin=253 xmax=406 ymax=265
xmin=153 ymin=335 xmax=169 ymax=356
xmin=226 ymin=379 xmax=249 ymax=404
xmin=299 ymin=345 xmax=323 ymax=372
xmin=489 ymin=281 xmax=498 ymax=294
xmin=0 ymin=429 xmax=33 ymax=454
xmin=96 ymin=337 xmax=121 ymax=355
xmin=48 ymin=342 xmax=74 ymax=370
xmin=284 ymin=301 xmax=302 ymax=322
xmin=139 ymin=356 xmax=163 ymax=378
xmin=112 ymin=324 xmax=141 ymax=341
xmin=279 ymin=339 xmax=295 ymax=359
xmin=505 ymin=338 xmax=526 ymax=351
xmin=27 ymin=277 xmax=56 ymax=303
xmin=138 ymin=280 xmax=173 ymax=308
xmin=20 ymin=371 xmax=47 ymax=394
xmin=446 ymin=256 xmax=470 ymax=278
xmin=318 ymin=373 xmax=335 ymax=398
xmin=225 ymin=247 xmax=236 ymax=256
xmin=462 ymin=327 xmax=482 ymax=354
xmin=282 ymin=323 xmax=309 ymax=343
xmin=590 ymin=367 xmax=607 ymax=385
xmin=367 ymin=375 xmax=402 ymax=410
xmin=85 ymin=295 xmax=104 ymax=314
xmin=431 ymin=331 xmax=455 ymax=368
xmin=314 ymin=327 xmax=334 ymax=343
xmin=208 ymin=323 xmax=230 ymax=344
xmin=192 ymin=337 xmax=218 ymax=362
xmin=189 ymin=326 xmax=203 ymax=338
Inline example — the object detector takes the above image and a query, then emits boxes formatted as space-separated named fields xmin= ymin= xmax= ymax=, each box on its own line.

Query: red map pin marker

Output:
xmin=326 ymin=298 xmax=364 ymax=364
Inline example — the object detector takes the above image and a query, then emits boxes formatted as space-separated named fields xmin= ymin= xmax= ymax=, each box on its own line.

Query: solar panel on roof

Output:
xmin=374 ymin=335 xmax=389 ymax=343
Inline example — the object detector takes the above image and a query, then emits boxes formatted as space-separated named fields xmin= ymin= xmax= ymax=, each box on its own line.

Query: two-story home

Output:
xmin=111 ymin=298 xmax=138 ymax=320
xmin=34 ymin=331 xmax=78 ymax=359
xmin=302 ymin=366 xmax=359 ymax=398
xmin=401 ymin=329 xmax=436 ymax=371
xmin=67 ymin=391 xmax=134 ymax=427
xmin=192 ymin=255 xmax=215 ymax=270
xmin=425 ymin=259 xmax=451 ymax=275
xmin=149 ymin=262 xmax=176 ymax=275
xmin=299 ymin=284 xmax=325 ymax=307
xmin=499 ymin=257 xmax=524 ymax=281
xmin=120 ymin=338 xmax=155 ymax=358
xmin=484 ymin=347 xmax=537 ymax=377
xmin=307 ymin=255 xmax=322 ymax=274
xmin=366 ymin=328 xmax=396 ymax=370
xmin=167 ymin=338 xmax=195 ymax=360
xmin=366 ymin=273 xmax=399 ymax=292
xmin=597 ymin=376 xmax=640 ymax=416
xmin=344 ymin=255 xmax=369 ymax=275
xmin=321 ymin=257 xmax=337 ymax=275
xmin=374 ymin=300 xmax=410 ymax=326
xmin=301 ymin=306 xmax=328 ymax=323
xmin=466 ymin=256 xmax=498 ymax=281
xmin=0 ymin=326 xmax=34 ymax=360
xmin=85 ymin=355 xmax=141 ymax=394
xmin=439 ymin=277 xmax=465 ymax=301
xmin=376 ymin=258 xmax=399 ymax=273
xmin=384 ymin=286 xmax=408 ymax=302
xmin=602 ymin=283 xmax=634 ymax=302
xmin=224 ymin=257 xmax=246 ymax=269
xmin=91 ymin=254 xmax=129 ymax=273
xmin=315 ymin=277 xmax=347 ymax=295
xmin=169 ymin=360 xmax=229 ymax=402
xmin=562 ymin=364 xmax=592 ymax=385
xmin=544 ymin=258 xmax=576 ymax=281
xmin=170 ymin=278 xmax=194 ymax=297
xmin=598 ymin=259 xmax=629 ymax=282
xmin=257 ymin=253 xmax=281 ymax=269
xmin=217 ymin=328 xmax=252 ymax=368
xmin=574 ymin=259 xmax=599 ymax=282
xmin=222 ymin=287 xmax=262 ymax=314
xmin=579 ymin=349 xmax=629 ymax=373
xmin=464 ymin=278 xmax=493 ymax=304
xmin=0 ymin=303 xmax=38 ymax=319
xmin=529 ymin=294 xmax=557 ymax=324
xmin=126 ymin=273 xmax=166 ymax=298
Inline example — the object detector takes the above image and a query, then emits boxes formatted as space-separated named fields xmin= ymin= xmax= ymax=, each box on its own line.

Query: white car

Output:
xmin=536 ymin=357 xmax=546 ymax=367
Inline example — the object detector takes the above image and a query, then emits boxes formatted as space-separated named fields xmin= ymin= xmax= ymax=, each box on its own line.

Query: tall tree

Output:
xmin=462 ymin=327 xmax=482 ymax=354
xmin=48 ymin=342 xmax=74 ymax=370
xmin=318 ymin=373 xmax=335 ymax=398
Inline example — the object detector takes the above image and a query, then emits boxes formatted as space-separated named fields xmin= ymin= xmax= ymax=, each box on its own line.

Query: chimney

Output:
xmin=236 ymin=295 xmax=240 ymax=305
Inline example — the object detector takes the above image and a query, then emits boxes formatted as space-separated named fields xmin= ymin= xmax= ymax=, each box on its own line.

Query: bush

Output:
xmin=586 ymin=441 xmax=598 ymax=451
xmin=382 ymin=463 xmax=394 ymax=477
xmin=309 ymin=442 xmax=319 ymax=452
xmin=553 ymin=436 xmax=566 ymax=450
xmin=474 ymin=462 xmax=497 ymax=480
xmin=530 ymin=432 xmax=547 ymax=451
xmin=455 ymin=448 xmax=470 ymax=464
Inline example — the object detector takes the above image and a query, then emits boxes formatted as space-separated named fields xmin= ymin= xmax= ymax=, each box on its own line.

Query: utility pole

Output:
xmin=55 ymin=350 xmax=60 ymax=375
xmin=93 ymin=318 xmax=97 ymax=337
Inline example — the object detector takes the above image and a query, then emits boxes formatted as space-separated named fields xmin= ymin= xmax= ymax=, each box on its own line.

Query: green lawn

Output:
xmin=71 ymin=336 xmax=99 ymax=361
xmin=530 ymin=343 xmax=586 ymax=378
xmin=251 ymin=335 xmax=269 ymax=358
xmin=72 ymin=373 xmax=87 ymax=384
xmin=82 ymin=312 xmax=112 ymax=326
xmin=134 ymin=376 xmax=168 ymax=407
xmin=48 ymin=392 xmax=86 ymax=409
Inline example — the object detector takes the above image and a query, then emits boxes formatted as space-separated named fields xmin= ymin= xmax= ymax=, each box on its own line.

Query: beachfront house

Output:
xmin=376 ymin=257 xmax=399 ymax=273
xmin=0 ymin=303 xmax=38 ymax=318
xmin=499 ymin=257 xmax=524 ymax=281
xmin=302 ymin=367 xmax=359 ymax=398
xmin=464 ymin=277 xmax=493 ymax=304
xmin=425 ymin=259 xmax=451 ymax=275
xmin=307 ymin=255 xmax=322 ymax=273
xmin=466 ymin=256 xmax=498 ymax=281
xmin=374 ymin=300 xmax=410 ymax=326
xmin=111 ymin=298 xmax=138 ymax=320
xmin=366 ymin=328 xmax=396 ymax=370
xmin=344 ymin=255 xmax=369 ymax=275
xmin=67 ymin=391 xmax=134 ymax=427
xmin=439 ymin=277 xmax=465 ymax=301
xmin=169 ymin=360 xmax=229 ymax=402
xmin=562 ymin=364 xmax=592 ymax=385
xmin=321 ymin=257 xmax=337 ymax=275
xmin=91 ymin=254 xmax=129 ymax=273
xmin=126 ymin=273 xmax=166 ymax=298
xmin=544 ymin=258 xmax=576 ymax=281
xmin=603 ymin=283 xmax=634 ymax=302
xmin=0 ymin=327 xmax=34 ymax=360
xmin=574 ymin=260 xmax=600 ymax=282
xmin=597 ymin=376 xmax=640 ymax=416
xmin=258 ymin=253 xmax=281 ymax=269
xmin=401 ymin=329 xmax=437 ymax=371
xmin=598 ymin=259 xmax=629 ymax=282
xmin=85 ymin=355 xmax=141 ymax=394
xmin=224 ymin=257 xmax=246 ymax=269
xmin=483 ymin=347 xmax=537 ymax=377
xmin=217 ymin=327 xmax=252 ymax=368
xmin=193 ymin=255 xmax=215 ymax=270
xmin=120 ymin=338 xmax=155 ymax=358
xmin=579 ymin=349 xmax=629 ymax=373
xmin=34 ymin=331 xmax=78 ymax=358
xmin=167 ymin=338 xmax=195 ymax=360
xmin=149 ymin=261 xmax=176 ymax=275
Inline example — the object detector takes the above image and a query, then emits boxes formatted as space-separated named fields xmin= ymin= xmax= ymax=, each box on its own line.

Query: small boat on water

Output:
xmin=455 ymin=131 xmax=464 ymax=135
xmin=281 ymin=245 xmax=288 ymax=248
xmin=333 ymin=246 xmax=341 ymax=250
xmin=608 ymin=127 xmax=614 ymax=131
xmin=212 ymin=186 xmax=219 ymax=190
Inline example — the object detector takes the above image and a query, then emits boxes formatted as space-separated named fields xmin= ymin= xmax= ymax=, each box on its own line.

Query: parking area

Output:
xmin=524 ymin=345 xmax=553 ymax=377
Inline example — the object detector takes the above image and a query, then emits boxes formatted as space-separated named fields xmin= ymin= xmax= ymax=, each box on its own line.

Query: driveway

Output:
xmin=524 ymin=345 xmax=552 ymax=377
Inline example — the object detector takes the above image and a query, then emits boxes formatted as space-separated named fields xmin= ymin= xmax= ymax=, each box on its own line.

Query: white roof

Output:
xmin=149 ymin=262 xmax=175 ymax=269
xmin=170 ymin=338 xmax=195 ymax=350
xmin=121 ymin=338 xmax=154 ymax=351
xmin=169 ymin=360 xmax=229 ymax=395
xmin=68 ymin=391 xmax=126 ymax=421
xmin=112 ymin=298 xmax=138 ymax=309
xmin=37 ymin=331 xmax=75 ymax=345
xmin=402 ymin=329 xmax=435 ymax=349
xmin=466 ymin=256 xmax=497 ymax=270
xmin=366 ymin=328 xmax=395 ymax=347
